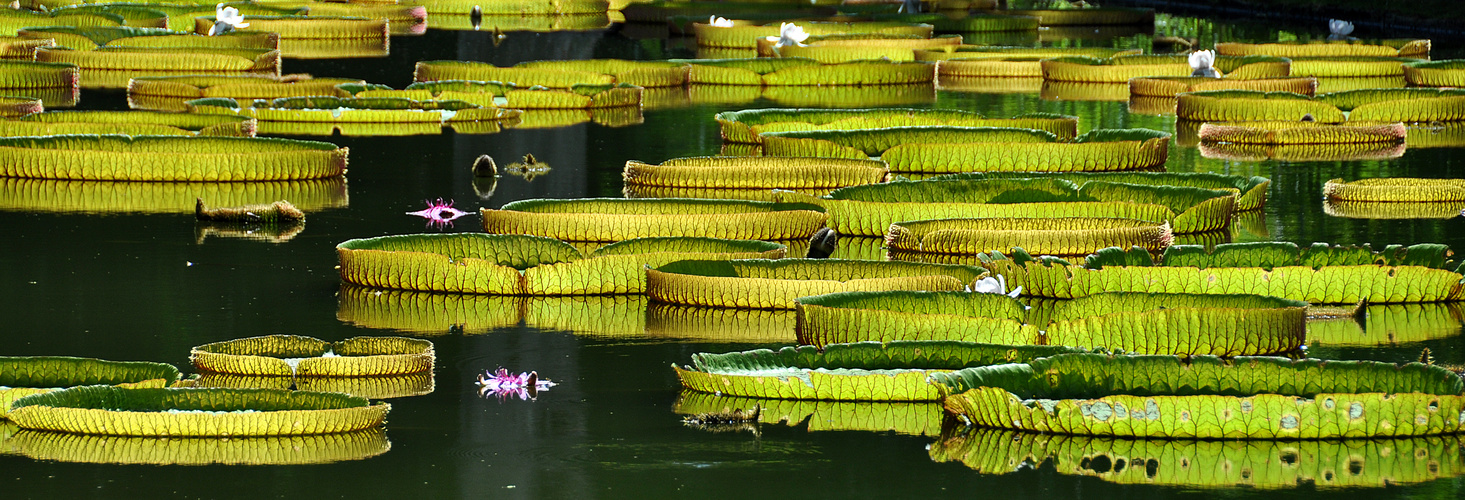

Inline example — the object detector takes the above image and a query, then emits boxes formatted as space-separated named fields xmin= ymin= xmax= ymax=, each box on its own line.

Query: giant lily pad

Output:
xmin=623 ymin=156 xmax=889 ymax=197
xmin=0 ymin=356 xmax=180 ymax=419
xmin=0 ymin=135 xmax=346 ymax=181
xmin=932 ymin=353 xmax=1465 ymax=438
xmin=1326 ymin=177 xmax=1465 ymax=201
xmin=191 ymin=335 xmax=434 ymax=377
xmin=5 ymin=110 xmax=256 ymax=137
xmin=9 ymin=386 xmax=389 ymax=436
xmin=193 ymin=15 xmax=387 ymax=39
xmin=127 ymin=74 xmax=365 ymax=112
xmin=693 ymin=20 xmax=932 ymax=49
xmin=1216 ymin=39 xmax=1430 ymax=58
xmin=19 ymin=26 xmax=278 ymax=50
xmin=756 ymin=34 xmax=963 ymax=63
xmin=674 ymin=341 xmax=1082 ymax=401
xmin=1288 ymin=56 xmax=1419 ymax=77
xmin=878 ymin=128 xmax=1170 ymax=175
xmin=795 ymin=290 xmax=1306 ymax=356
xmin=1129 ymin=76 xmax=1317 ymax=98
xmin=185 ymin=96 xmax=520 ymax=136
xmin=780 ymin=177 xmax=1233 ymax=236
xmin=8 ymin=427 xmax=390 ymax=465
xmin=337 ymin=234 xmax=785 ymax=295
xmin=0 ymin=8 xmax=123 ymax=36
xmin=481 ymin=198 xmax=826 ymax=242
xmin=982 ymin=242 xmax=1465 ymax=304
xmin=645 ymin=258 xmax=986 ymax=309
xmin=1404 ymin=59 xmax=1465 ymax=87
xmin=34 ymin=46 xmax=280 ymax=89
xmin=714 ymin=107 xmax=1077 ymax=144
xmin=414 ymin=59 xmax=684 ymax=88
xmin=1316 ymin=88 xmax=1465 ymax=123
xmin=1177 ymin=90 xmax=1345 ymax=122
xmin=1042 ymin=55 xmax=1291 ymax=83
xmin=931 ymin=427 xmax=1465 ymax=488
xmin=0 ymin=178 xmax=347 ymax=214
xmin=0 ymin=60 xmax=79 ymax=95
xmin=885 ymin=217 xmax=1173 ymax=260
xmin=402 ymin=0 xmax=609 ymax=15
xmin=1199 ymin=121 xmax=1407 ymax=145
xmin=676 ymin=57 xmax=935 ymax=86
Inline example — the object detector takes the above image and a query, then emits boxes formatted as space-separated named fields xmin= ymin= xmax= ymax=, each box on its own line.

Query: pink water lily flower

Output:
xmin=476 ymin=368 xmax=556 ymax=401
xmin=406 ymin=198 xmax=470 ymax=228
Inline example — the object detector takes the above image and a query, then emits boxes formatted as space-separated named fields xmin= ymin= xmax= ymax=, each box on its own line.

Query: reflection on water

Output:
xmin=194 ymin=220 xmax=306 ymax=244
xmin=280 ymin=38 xmax=391 ymax=60
xmin=1307 ymin=303 xmax=1465 ymax=346
xmin=1323 ymin=199 xmax=1465 ymax=220
xmin=686 ymin=83 xmax=937 ymax=108
xmin=646 ymin=303 xmax=794 ymax=342
xmin=936 ymin=76 xmax=1045 ymax=94
xmin=0 ymin=178 xmax=349 ymax=214
xmin=1041 ymin=82 xmax=1131 ymax=102
xmin=9 ymin=428 xmax=391 ymax=465
xmin=674 ymin=391 xmax=943 ymax=436
xmin=191 ymin=371 xmax=436 ymax=399
xmin=931 ymin=426 xmax=1465 ymax=489
xmin=1200 ymin=141 xmax=1407 ymax=162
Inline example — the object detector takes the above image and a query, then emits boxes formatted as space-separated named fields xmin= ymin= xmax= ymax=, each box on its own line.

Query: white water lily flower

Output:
xmin=709 ymin=16 xmax=733 ymax=27
xmin=775 ymin=22 xmax=808 ymax=48
xmin=1188 ymin=49 xmax=1220 ymax=78
xmin=1329 ymin=19 xmax=1354 ymax=37
xmin=968 ymin=275 xmax=1022 ymax=298
xmin=208 ymin=3 xmax=249 ymax=36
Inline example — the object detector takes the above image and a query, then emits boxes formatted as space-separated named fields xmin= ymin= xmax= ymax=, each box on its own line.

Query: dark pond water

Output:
xmin=3 ymin=7 xmax=1465 ymax=499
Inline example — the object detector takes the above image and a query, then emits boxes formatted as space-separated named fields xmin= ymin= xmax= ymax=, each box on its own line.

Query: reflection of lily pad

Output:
xmin=933 ymin=352 xmax=1465 ymax=438
xmin=885 ymin=217 xmax=1173 ymax=257
xmin=931 ymin=426 xmax=1465 ymax=488
xmin=674 ymin=391 xmax=943 ymax=435
xmin=191 ymin=334 xmax=435 ymax=377
xmin=983 ymin=242 xmax=1465 ymax=304
xmin=128 ymin=74 xmax=364 ymax=112
xmin=1324 ymin=177 xmax=1465 ymax=202
xmin=675 ymin=341 xmax=1080 ymax=401
xmin=185 ymin=95 xmax=521 ymax=136
xmin=10 ymin=386 xmax=390 ymax=436
xmin=647 ymin=258 xmax=985 ymax=309
xmin=694 ymin=20 xmax=932 ymax=48
xmin=338 ymin=234 xmax=786 ymax=295
xmin=1322 ymin=199 xmax=1465 ymax=219
xmin=1129 ymin=76 xmax=1317 ymax=98
xmin=1199 ymin=141 xmax=1406 ymax=162
xmin=931 ymin=171 xmax=1269 ymax=211
xmin=0 ymin=356 xmax=180 ymax=418
xmin=623 ymin=156 xmax=889 ymax=193
xmin=6 ymin=110 xmax=256 ymax=137
xmin=0 ymin=135 xmax=347 ymax=181
xmin=1042 ymin=55 xmax=1290 ymax=83
xmin=1307 ymin=302 xmax=1465 ymax=346
xmin=796 ymin=290 xmax=1306 ymax=356
xmin=678 ymin=57 xmax=935 ymax=86
xmin=12 ymin=427 xmax=390 ymax=465
xmin=35 ymin=46 xmax=280 ymax=89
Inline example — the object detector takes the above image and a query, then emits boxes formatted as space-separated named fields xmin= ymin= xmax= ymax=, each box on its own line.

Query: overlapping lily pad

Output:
xmin=933 ymin=353 xmax=1465 ymax=438
xmin=1199 ymin=121 xmax=1407 ymax=145
xmin=1042 ymin=55 xmax=1291 ymax=83
xmin=930 ymin=171 xmax=1270 ymax=211
xmin=415 ymin=59 xmax=685 ymax=88
xmin=1287 ymin=56 xmax=1419 ymax=77
xmin=981 ymin=242 xmax=1465 ymax=303
xmin=795 ymin=291 xmax=1306 ymax=356
xmin=715 ymin=108 xmax=1077 ymax=144
xmin=34 ymin=46 xmax=280 ymax=89
xmin=0 ymin=8 xmax=123 ymax=36
xmin=0 ymin=35 xmax=54 ymax=59
xmin=481 ymin=198 xmax=826 ymax=242
xmin=1177 ymin=90 xmax=1346 ymax=122
xmin=1129 ymin=76 xmax=1317 ymax=98
xmin=0 ymin=356 xmax=180 ymax=419
xmin=8 ymin=386 xmax=389 ymax=436
xmin=337 ymin=234 xmax=785 ymax=295
xmin=0 ymin=135 xmax=346 ymax=181
xmin=755 ymin=34 xmax=962 ymax=63
xmin=191 ymin=335 xmax=434 ymax=377
xmin=646 ymin=258 xmax=986 ymax=309
xmin=674 ymin=341 xmax=1081 ymax=401
xmin=780 ymin=177 xmax=1233 ymax=236
xmin=18 ymin=26 xmax=278 ymax=50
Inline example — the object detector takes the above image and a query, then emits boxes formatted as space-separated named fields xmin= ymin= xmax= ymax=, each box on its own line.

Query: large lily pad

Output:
xmin=0 ymin=135 xmax=346 ymax=181
xmin=1129 ymin=76 xmax=1318 ymax=98
xmin=481 ymin=198 xmax=826 ymax=242
xmin=795 ymin=290 xmax=1306 ymax=356
xmin=674 ymin=391 xmax=944 ymax=436
xmin=0 ymin=178 xmax=347 ymax=214
xmin=783 ymin=177 xmax=1233 ymax=236
xmin=646 ymin=258 xmax=986 ymax=309
xmin=9 ymin=386 xmax=389 ymax=436
xmin=1042 ymin=54 xmax=1290 ymax=83
xmin=623 ymin=156 xmax=889 ymax=195
xmin=191 ymin=335 xmax=434 ymax=377
xmin=6 ymin=110 xmax=256 ymax=137
xmin=1199 ymin=121 xmax=1407 ymax=145
xmin=931 ymin=171 xmax=1269 ymax=211
xmin=932 ymin=353 xmax=1465 ymax=438
xmin=714 ymin=107 xmax=1077 ymax=144
xmin=337 ymin=234 xmax=785 ymax=295
xmin=1216 ymin=39 xmax=1430 ymax=58
xmin=126 ymin=74 xmax=364 ymax=111
xmin=0 ymin=356 xmax=180 ymax=419
xmin=674 ymin=341 xmax=1082 ymax=401
xmin=983 ymin=243 xmax=1465 ymax=304
xmin=693 ymin=20 xmax=932 ymax=49
xmin=885 ymin=217 xmax=1173 ymax=259
xmin=1404 ymin=59 xmax=1465 ymax=87
xmin=676 ymin=57 xmax=935 ymax=86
